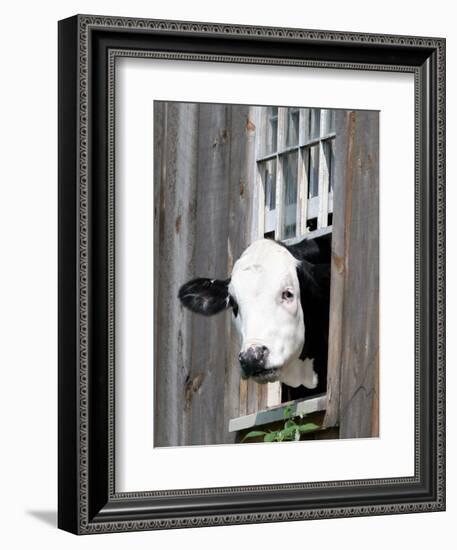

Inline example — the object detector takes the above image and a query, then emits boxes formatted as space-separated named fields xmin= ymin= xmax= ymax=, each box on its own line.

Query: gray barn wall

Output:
xmin=325 ymin=110 xmax=380 ymax=438
xmin=154 ymin=102 xmax=254 ymax=446
xmin=154 ymin=102 xmax=380 ymax=447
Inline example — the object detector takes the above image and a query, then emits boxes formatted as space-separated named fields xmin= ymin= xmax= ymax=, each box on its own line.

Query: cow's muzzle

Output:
xmin=239 ymin=345 xmax=270 ymax=378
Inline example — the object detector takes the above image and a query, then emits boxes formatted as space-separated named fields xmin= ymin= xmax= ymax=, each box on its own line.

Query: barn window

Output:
xmin=255 ymin=107 xmax=336 ymax=242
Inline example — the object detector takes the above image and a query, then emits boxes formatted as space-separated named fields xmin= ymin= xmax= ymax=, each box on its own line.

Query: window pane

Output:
xmin=282 ymin=151 xmax=298 ymax=239
xmin=310 ymin=109 xmax=321 ymax=140
xmin=302 ymin=108 xmax=311 ymax=143
xmin=325 ymin=110 xmax=336 ymax=134
xmin=306 ymin=218 xmax=318 ymax=232
xmin=308 ymin=144 xmax=320 ymax=198
xmin=285 ymin=108 xmax=300 ymax=147
xmin=264 ymin=106 xmax=278 ymax=155
xmin=260 ymin=159 xmax=277 ymax=234
xmin=324 ymin=139 xmax=335 ymax=192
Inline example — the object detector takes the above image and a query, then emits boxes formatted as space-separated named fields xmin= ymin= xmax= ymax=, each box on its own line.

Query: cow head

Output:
xmin=179 ymin=239 xmax=324 ymax=388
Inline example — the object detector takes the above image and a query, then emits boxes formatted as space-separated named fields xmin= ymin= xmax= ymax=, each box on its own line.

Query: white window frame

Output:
xmin=255 ymin=106 xmax=336 ymax=242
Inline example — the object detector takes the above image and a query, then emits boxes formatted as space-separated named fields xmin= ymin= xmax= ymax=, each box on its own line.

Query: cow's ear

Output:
xmin=178 ymin=278 xmax=232 ymax=316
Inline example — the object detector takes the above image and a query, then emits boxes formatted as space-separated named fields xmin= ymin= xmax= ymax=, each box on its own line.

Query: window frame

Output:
xmin=255 ymin=106 xmax=336 ymax=241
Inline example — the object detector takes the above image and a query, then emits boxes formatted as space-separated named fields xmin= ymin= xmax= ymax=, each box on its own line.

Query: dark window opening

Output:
xmin=306 ymin=217 xmax=318 ymax=231
xmin=327 ymin=212 xmax=333 ymax=226
xmin=281 ymin=383 xmax=322 ymax=402
xmin=264 ymin=231 xmax=275 ymax=240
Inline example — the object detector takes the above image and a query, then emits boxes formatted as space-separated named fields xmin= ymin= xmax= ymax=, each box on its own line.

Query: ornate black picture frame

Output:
xmin=58 ymin=14 xmax=445 ymax=534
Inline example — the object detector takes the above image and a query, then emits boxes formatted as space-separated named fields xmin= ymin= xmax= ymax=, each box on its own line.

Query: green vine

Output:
xmin=242 ymin=405 xmax=320 ymax=443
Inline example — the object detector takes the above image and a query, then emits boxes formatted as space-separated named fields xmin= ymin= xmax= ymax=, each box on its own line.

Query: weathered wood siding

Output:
xmin=154 ymin=103 xmax=379 ymax=446
xmin=154 ymin=102 xmax=253 ymax=446
xmin=324 ymin=110 xmax=379 ymax=438
xmin=225 ymin=107 xmax=260 ymax=428
xmin=154 ymin=102 xmax=200 ymax=447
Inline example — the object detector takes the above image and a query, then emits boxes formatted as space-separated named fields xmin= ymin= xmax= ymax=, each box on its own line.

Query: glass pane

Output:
xmin=302 ymin=108 xmax=311 ymax=143
xmin=325 ymin=110 xmax=336 ymax=134
xmin=282 ymin=151 xmax=298 ymax=239
xmin=306 ymin=218 xmax=318 ymax=232
xmin=324 ymin=139 xmax=335 ymax=192
xmin=260 ymin=159 xmax=277 ymax=233
xmin=285 ymin=108 xmax=300 ymax=147
xmin=310 ymin=109 xmax=321 ymax=140
xmin=264 ymin=106 xmax=278 ymax=155
xmin=308 ymin=144 xmax=320 ymax=198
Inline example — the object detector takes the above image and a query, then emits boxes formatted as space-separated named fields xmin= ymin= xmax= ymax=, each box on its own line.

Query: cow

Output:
xmin=178 ymin=235 xmax=331 ymax=396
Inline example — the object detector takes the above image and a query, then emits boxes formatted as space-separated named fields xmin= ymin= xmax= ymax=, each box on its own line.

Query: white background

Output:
xmin=0 ymin=1 xmax=453 ymax=548
xmin=117 ymin=60 xmax=415 ymax=491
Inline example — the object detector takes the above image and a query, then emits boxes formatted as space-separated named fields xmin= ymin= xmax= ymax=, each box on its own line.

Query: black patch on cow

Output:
xmin=178 ymin=278 xmax=236 ymax=316
xmin=229 ymin=295 xmax=239 ymax=317
xmin=283 ymin=235 xmax=331 ymax=396
xmin=283 ymin=232 xmax=332 ymax=264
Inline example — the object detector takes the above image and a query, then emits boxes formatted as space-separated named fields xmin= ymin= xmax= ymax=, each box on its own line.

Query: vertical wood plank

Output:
xmin=224 ymin=105 xmax=254 ymax=441
xmin=266 ymin=382 xmax=282 ymax=408
xmin=339 ymin=110 xmax=379 ymax=438
xmin=325 ymin=110 xmax=380 ymax=438
xmin=186 ymin=104 xmax=232 ymax=445
xmin=371 ymin=347 xmax=380 ymax=437
xmin=244 ymin=107 xmax=262 ymax=416
xmin=324 ymin=110 xmax=349 ymax=429
xmin=153 ymin=102 xmax=164 ymax=442
xmin=154 ymin=102 xmax=200 ymax=447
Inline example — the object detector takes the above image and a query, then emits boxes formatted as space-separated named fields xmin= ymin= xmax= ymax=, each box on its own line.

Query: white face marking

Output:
xmin=228 ymin=239 xmax=305 ymax=381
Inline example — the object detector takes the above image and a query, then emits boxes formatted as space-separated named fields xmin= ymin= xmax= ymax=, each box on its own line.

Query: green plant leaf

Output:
xmin=297 ymin=422 xmax=320 ymax=433
xmin=242 ymin=430 xmax=267 ymax=442
xmin=279 ymin=425 xmax=300 ymax=439
xmin=284 ymin=419 xmax=298 ymax=430
xmin=283 ymin=405 xmax=293 ymax=420
xmin=264 ymin=432 xmax=278 ymax=442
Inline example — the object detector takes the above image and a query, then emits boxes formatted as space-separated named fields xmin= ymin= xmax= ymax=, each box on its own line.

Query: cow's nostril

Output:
xmin=239 ymin=351 xmax=250 ymax=369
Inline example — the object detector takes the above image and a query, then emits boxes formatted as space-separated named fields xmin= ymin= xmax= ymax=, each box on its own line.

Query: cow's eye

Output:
xmin=282 ymin=290 xmax=294 ymax=301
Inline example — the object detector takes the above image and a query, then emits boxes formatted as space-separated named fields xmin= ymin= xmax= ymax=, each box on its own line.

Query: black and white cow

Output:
xmin=178 ymin=235 xmax=331 ymax=395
